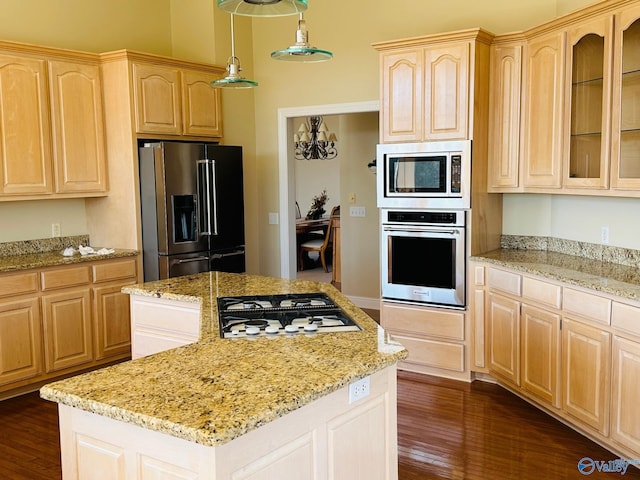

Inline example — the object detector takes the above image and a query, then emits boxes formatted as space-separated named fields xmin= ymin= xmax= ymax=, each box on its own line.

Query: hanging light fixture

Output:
xmin=271 ymin=13 xmax=333 ymax=62
xmin=210 ymin=14 xmax=258 ymax=89
xmin=217 ymin=0 xmax=307 ymax=17
xmin=294 ymin=116 xmax=337 ymax=160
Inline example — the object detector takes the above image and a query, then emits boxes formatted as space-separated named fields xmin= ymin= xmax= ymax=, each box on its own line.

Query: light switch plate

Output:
xmin=349 ymin=206 xmax=366 ymax=217
xmin=268 ymin=213 xmax=279 ymax=225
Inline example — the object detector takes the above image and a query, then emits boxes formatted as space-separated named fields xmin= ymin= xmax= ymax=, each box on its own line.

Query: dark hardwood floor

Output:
xmin=2 ymin=372 xmax=638 ymax=479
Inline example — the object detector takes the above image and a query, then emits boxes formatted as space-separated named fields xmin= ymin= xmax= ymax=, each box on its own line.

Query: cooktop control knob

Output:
xmin=285 ymin=324 xmax=299 ymax=333
xmin=265 ymin=325 xmax=279 ymax=335
xmin=304 ymin=323 xmax=319 ymax=332
xmin=245 ymin=326 xmax=260 ymax=335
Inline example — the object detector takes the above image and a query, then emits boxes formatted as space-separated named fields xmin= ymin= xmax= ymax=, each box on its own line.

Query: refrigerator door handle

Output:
xmin=197 ymin=160 xmax=213 ymax=236
xmin=174 ymin=255 xmax=210 ymax=264
xmin=210 ymin=159 xmax=219 ymax=236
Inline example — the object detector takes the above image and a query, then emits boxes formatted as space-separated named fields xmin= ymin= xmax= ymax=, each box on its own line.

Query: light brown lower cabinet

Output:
xmin=381 ymin=301 xmax=468 ymax=380
xmin=562 ymin=317 xmax=611 ymax=435
xmin=0 ymin=256 xmax=137 ymax=399
xmin=0 ymin=296 xmax=42 ymax=386
xmin=41 ymin=288 xmax=93 ymax=373
xmin=611 ymin=335 xmax=640 ymax=454
xmin=521 ymin=304 xmax=561 ymax=407
xmin=475 ymin=261 xmax=640 ymax=460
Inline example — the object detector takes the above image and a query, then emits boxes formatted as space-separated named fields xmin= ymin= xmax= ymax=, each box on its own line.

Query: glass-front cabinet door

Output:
xmin=564 ymin=17 xmax=613 ymax=189
xmin=612 ymin=8 xmax=640 ymax=190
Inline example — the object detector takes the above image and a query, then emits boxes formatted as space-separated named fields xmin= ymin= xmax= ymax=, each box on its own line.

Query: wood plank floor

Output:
xmin=1 ymin=373 xmax=638 ymax=479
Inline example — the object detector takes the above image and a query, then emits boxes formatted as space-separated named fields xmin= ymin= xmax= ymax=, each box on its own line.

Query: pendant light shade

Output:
xmin=271 ymin=14 xmax=333 ymax=62
xmin=210 ymin=14 xmax=258 ymax=89
xmin=217 ymin=0 xmax=307 ymax=17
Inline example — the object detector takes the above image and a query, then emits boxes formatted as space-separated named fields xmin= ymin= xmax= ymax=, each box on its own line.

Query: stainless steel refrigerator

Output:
xmin=139 ymin=141 xmax=245 ymax=281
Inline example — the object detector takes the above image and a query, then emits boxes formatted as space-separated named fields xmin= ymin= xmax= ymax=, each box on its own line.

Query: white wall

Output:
xmin=503 ymin=194 xmax=640 ymax=249
xmin=0 ymin=199 xmax=87 ymax=242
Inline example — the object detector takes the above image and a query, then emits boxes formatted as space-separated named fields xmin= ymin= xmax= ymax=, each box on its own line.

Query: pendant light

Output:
xmin=271 ymin=13 xmax=333 ymax=62
xmin=210 ymin=14 xmax=258 ymax=89
xmin=217 ymin=0 xmax=307 ymax=17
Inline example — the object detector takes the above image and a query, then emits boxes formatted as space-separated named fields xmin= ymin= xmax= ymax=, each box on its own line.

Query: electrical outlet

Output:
xmin=348 ymin=376 xmax=370 ymax=404
xmin=601 ymin=226 xmax=609 ymax=244
xmin=349 ymin=206 xmax=366 ymax=217
xmin=268 ymin=212 xmax=279 ymax=225
xmin=51 ymin=223 xmax=61 ymax=238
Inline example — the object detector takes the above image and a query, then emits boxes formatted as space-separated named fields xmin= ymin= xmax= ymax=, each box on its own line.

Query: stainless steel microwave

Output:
xmin=376 ymin=140 xmax=471 ymax=209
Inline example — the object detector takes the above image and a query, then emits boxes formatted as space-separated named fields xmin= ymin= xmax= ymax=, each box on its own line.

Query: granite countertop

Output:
xmin=40 ymin=272 xmax=407 ymax=447
xmin=0 ymin=248 xmax=139 ymax=273
xmin=0 ymin=235 xmax=138 ymax=273
xmin=472 ymin=248 xmax=640 ymax=302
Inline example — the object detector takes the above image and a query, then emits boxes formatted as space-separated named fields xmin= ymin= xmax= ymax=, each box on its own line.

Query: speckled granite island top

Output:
xmin=40 ymin=272 xmax=407 ymax=447
xmin=472 ymin=249 xmax=640 ymax=302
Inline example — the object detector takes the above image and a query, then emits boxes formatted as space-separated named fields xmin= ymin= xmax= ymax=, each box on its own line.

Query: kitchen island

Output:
xmin=40 ymin=272 xmax=407 ymax=479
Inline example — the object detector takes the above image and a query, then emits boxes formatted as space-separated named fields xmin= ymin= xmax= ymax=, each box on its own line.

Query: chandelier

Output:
xmin=294 ymin=116 xmax=337 ymax=160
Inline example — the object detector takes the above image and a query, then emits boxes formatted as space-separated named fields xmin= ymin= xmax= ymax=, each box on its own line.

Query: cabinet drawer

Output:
xmin=612 ymin=302 xmax=640 ymax=337
xmin=563 ymin=288 xmax=611 ymax=325
xmin=92 ymin=258 xmax=137 ymax=283
xmin=0 ymin=272 xmax=38 ymax=298
xmin=522 ymin=276 xmax=562 ymax=309
xmin=393 ymin=334 xmax=465 ymax=372
xmin=382 ymin=302 xmax=464 ymax=341
xmin=41 ymin=266 xmax=90 ymax=291
xmin=488 ymin=267 xmax=521 ymax=296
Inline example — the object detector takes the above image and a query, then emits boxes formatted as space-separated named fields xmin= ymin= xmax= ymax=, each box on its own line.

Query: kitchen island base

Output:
xmin=57 ymin=365 xmax=398 ymax=480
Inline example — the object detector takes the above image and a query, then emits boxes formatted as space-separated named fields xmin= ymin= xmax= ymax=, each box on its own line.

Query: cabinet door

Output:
xmin=133 ymin=63 xmax=182 ymax=135
xmin=42 ymin=288 xmax=93 ymax=373
xmin=0 ymin=54 xmax=53 ymax=195
xmin=521 ymin=304 xmax=561 ymax=407
xmin=424 ymin=42 xmax=469 ymax=140
xmin=93 ymin=283 xmax=132 ymax=359
xmin=611 ymin=335 xmax=640 ymax=456
xmin=611 ymin=7 xmax=640 ymax=190
xmin=0 ymin=297 xmax=41 ymax=386
xmin=522 ymin=32 xmax=565 ymax=189
xmin=49 ymin=60 xmax=108 ymax=193
xmin=380 ymin=48 xmax=423 ymax=143
xmin=562 ymin=318 xmax=611 ymax=435
xmin=487 ymin=293 xmax=520 ymax=386
xmin=181 ymin=70 xmax=222 ymax=137
xmin=488 ymin=43 xmax=522 ymax=191
xmin=563 ymin=16 xmax=613 ymax=189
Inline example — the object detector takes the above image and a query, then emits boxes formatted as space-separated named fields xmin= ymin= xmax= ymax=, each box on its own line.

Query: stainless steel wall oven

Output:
xmin=381 ymin=209 xmax=466 ymax=308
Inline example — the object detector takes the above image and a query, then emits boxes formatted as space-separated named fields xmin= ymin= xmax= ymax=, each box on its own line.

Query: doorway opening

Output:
xmin=277 ymin=101 xmax=379 ymax=290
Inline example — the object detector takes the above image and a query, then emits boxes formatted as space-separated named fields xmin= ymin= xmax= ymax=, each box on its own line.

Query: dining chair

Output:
xmin=298 ymin=206 xmax=339 ymax=272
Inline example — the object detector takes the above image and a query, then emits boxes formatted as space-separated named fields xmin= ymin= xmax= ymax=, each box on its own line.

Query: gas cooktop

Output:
xmin=217 ymin=293 xmax=362 ymax=338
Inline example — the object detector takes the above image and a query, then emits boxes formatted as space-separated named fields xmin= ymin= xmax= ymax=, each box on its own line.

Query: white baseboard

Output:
xmin=346 ymin=295 xmax=380 ymax=310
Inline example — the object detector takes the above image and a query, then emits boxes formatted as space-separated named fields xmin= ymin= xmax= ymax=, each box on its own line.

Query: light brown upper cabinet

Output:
xmin=0 ymin=45 xmax=108 ymax=200
xmin=488 ymin=0 xmax=640 ymax=197
xmin=0 ymin=54 xmax=53 ymax=195
xmin=563 ymin=16 xmax=613 ymax=190
xmin=133 ymin=63 xmax=222 ymax=138
xmin=488 ymin=40 xmax=523 ymax=191
xmin=48 ymin=60 xmax=108 ymax=194
xmin=522 ymin=32 xmax=566 ymax=189
xmin=611 ymin=5 xmax=640 ymax=190
xmin=374 ymin=29 xmax=492 ymax=143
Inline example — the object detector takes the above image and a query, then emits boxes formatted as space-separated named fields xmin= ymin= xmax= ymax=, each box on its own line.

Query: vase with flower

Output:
xmin=306 ymin=189 xmax=328 ymax=220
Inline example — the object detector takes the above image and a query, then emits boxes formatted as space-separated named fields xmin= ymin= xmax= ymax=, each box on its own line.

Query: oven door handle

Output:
xmin=383 ymin=226 xmax=460 ymax=235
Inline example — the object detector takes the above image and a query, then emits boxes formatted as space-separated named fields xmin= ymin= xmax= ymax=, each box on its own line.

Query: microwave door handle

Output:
xmin=197 ymin=160 xmax=212 ymax=236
